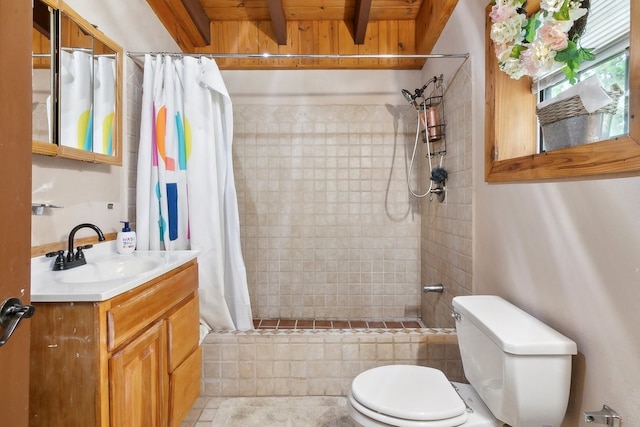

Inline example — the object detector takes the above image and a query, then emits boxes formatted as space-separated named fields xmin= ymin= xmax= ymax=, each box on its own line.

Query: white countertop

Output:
xmin=31 ymin=241 xmax=199 ymax=302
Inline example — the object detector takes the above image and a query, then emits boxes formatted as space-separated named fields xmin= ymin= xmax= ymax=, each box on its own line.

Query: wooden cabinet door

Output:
xmin=109 ymin=321 xmax=168 ymax=427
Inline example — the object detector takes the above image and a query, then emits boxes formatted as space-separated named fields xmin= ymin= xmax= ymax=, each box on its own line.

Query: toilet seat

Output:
xmin=349 ymin=365 xmax=469 ymax=427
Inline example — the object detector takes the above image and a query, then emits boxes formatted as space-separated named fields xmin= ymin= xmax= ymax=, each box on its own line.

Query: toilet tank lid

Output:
xmin=453 ymin=295 xmax=577 ymax=355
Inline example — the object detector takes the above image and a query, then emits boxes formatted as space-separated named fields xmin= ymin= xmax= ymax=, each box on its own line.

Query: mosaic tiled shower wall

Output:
xmin=420 ymin=60 xmax=474 ymax=327
xmin=233 ymin=105 xmax=423 ymax=320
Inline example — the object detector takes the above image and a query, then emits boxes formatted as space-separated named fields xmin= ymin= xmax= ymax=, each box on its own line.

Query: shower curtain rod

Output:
xmin=126 ymin=51 xmax=469 ymax=60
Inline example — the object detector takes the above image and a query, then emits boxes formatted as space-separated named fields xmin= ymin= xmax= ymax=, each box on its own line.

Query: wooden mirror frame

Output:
xmin=484 ymin=0 xmax=639 ymax=182
xmin=32 ymin=0 xmax=123 ymax=166
xmin=32 ymin=0 xmax=57 ymax=156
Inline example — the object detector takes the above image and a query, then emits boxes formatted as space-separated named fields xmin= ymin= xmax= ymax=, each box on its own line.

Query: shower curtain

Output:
xmin=93 ymin=56 xmax=115 ymax=156
xmin=60 ymin=50 xmax=92 ymax=150
xmin=136 ymin=54 xmax=253 ymax=331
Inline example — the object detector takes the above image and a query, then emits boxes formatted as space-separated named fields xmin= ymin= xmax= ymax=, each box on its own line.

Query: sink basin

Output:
xmin=31 ymin=242 xmax=200 ymax=302
xmin=56 ymin=256 xmax=164 ymax=284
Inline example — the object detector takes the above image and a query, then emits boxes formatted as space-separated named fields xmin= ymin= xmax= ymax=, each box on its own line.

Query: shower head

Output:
xmin=401 ymin=89 xmax=414 ymax=104
xmin=403 ymin=76 xmax=442 ymax=108
xmin=402 ymin=89 xmax=419 ymax=109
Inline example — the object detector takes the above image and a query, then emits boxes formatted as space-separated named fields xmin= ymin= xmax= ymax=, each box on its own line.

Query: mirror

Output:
xmin=32 ymin=0 xmax=122 ymax=165
xmin=484 ymin=0 xmax=638 ymax=182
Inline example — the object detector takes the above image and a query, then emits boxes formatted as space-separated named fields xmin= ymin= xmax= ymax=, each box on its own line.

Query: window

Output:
xmin=537 ymin=0 xmax=631 ymax=153
xmin=484 ymin=0 xmax=640 ymax=182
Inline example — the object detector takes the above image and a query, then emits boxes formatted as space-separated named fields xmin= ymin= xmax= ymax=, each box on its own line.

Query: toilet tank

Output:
xmin=452 ymin=296 xmax=577 ymax=427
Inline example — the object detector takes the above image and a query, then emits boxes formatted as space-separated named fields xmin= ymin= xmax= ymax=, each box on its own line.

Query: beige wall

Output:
xmin=437 ymin=0 xmax=640 ymax=425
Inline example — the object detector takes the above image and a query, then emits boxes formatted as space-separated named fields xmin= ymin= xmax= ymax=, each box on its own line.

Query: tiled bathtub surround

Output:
xmin=233 ymin=105 xmax=422 ymax=320
xmin=201 ymin=328 xmax=463 ymax=398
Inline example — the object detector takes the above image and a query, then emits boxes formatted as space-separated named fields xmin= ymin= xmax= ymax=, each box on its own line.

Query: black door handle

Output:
xmin=0 ymin=297 xmax=35 ymax=347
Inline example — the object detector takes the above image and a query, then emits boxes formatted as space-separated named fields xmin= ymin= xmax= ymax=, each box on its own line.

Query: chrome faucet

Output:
xmin=46 ymin=223 xmax=106 ymax=271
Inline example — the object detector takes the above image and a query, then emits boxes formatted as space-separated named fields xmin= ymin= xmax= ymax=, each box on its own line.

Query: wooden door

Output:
xmin=109 ymin=321 xmax=168 ymax=427
xmin=0 ymin=0 xmax=35 ymax=424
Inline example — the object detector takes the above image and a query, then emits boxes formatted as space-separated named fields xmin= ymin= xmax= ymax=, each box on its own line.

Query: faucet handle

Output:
xmin=75 ymin=244 xmax=93 ymax=261
xmin=45 ymin=250 xmax=66 ymax=270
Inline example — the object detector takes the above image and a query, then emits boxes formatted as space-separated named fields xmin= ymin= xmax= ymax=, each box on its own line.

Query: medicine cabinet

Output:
xmin=32 ymin=0 xmax=122 ymax=165
xmin=484 ymin=0 xmax=639 ymax=182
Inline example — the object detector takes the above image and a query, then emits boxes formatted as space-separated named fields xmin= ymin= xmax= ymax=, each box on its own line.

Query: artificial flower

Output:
xmin=540 ymin=0 xmax=565 ymax=13
xmin=490 ymin=13 xmax=527 ymax=45
xmin=489 ymin=0 xmax=595 ymax=83
xmin=538 ymin=20 xmax=569 ymax=51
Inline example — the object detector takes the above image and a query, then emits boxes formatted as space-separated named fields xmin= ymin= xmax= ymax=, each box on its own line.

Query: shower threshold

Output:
xmin=252 ymin=318 xmax=425 ymax=330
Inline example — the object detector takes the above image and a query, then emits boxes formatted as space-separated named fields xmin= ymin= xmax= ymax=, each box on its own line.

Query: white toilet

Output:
xmin=347 ymin=295 xmax=577 ymax=427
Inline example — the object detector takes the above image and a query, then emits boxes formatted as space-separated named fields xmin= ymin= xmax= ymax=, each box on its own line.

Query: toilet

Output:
xmin=347 ymin=295 xmax=577 ymax=427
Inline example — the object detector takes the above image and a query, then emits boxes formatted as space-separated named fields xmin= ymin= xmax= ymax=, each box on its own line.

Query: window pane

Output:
xmin=535 ymin=0 xmax=630 ymax=91
xmin=541 ymin=51 xmax=629 ymax=151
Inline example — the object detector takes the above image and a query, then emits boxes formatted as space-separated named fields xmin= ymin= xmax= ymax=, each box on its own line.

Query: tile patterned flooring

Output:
xmin=181 ymin=396 xmax=226 ymax=427
xmin=181 ymin=395 xmax=353 ymax=426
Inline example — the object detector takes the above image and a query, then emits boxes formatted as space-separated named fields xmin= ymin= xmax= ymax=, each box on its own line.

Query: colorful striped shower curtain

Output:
xmin=136 ymin=54 xmax=253 ymax=331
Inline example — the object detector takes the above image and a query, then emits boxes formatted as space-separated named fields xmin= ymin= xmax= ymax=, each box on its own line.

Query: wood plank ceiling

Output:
xmin=145 ymin=0 xmax=459 ymax=69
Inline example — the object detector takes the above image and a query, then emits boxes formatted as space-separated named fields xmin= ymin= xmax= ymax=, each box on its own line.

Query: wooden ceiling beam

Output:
xmin=353 ymin=0 xmax=372 ymax=44
xmin=180 ymin=0 xmax=211 ymax=45
xmin=145 ymin=0 xmax=456 ymax=69
xmin=415 ymin=0 xmax=458 ymax=53
xmin=33 ymin=0 xmax=50 ymax=38
xmin=146 ymin=0 xmax=210 ymax=48
xmin=266 ymin=0 xmax=287 ymax=45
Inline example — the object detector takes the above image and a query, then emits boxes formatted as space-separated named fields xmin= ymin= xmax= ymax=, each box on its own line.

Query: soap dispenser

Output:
xmin=117 ymin=221 xmax=136 ymax=254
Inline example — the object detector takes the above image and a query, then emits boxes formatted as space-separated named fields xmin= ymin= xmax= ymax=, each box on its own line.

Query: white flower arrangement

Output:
xmin=489 ymin=0 xmax=594 ymax=83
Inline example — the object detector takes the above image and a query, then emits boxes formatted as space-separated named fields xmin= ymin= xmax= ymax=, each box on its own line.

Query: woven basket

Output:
xmin=536 ymin=84 xmax=623 ymax=126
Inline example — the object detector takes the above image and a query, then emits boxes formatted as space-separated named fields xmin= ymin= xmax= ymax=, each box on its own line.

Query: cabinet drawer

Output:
xmin=167 ymin=295 xmax=199 ymax=372
xmin=169 ymin=346 xmax=202 ymax=427
xmin=107 ymin=262 xmax=198 ymax=351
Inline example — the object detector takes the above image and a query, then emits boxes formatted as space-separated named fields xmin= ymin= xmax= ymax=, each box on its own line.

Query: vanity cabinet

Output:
xmin=29 ymin=260 xmax=201 ymax=427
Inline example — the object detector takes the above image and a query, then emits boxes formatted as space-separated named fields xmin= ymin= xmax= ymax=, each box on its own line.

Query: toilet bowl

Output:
xmin=346 ymin=365 xmax=500 ymax=427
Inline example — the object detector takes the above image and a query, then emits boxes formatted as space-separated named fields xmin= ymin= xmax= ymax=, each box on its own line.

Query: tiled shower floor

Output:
xmin=252 ymin=318 xmax=424 ymax=329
